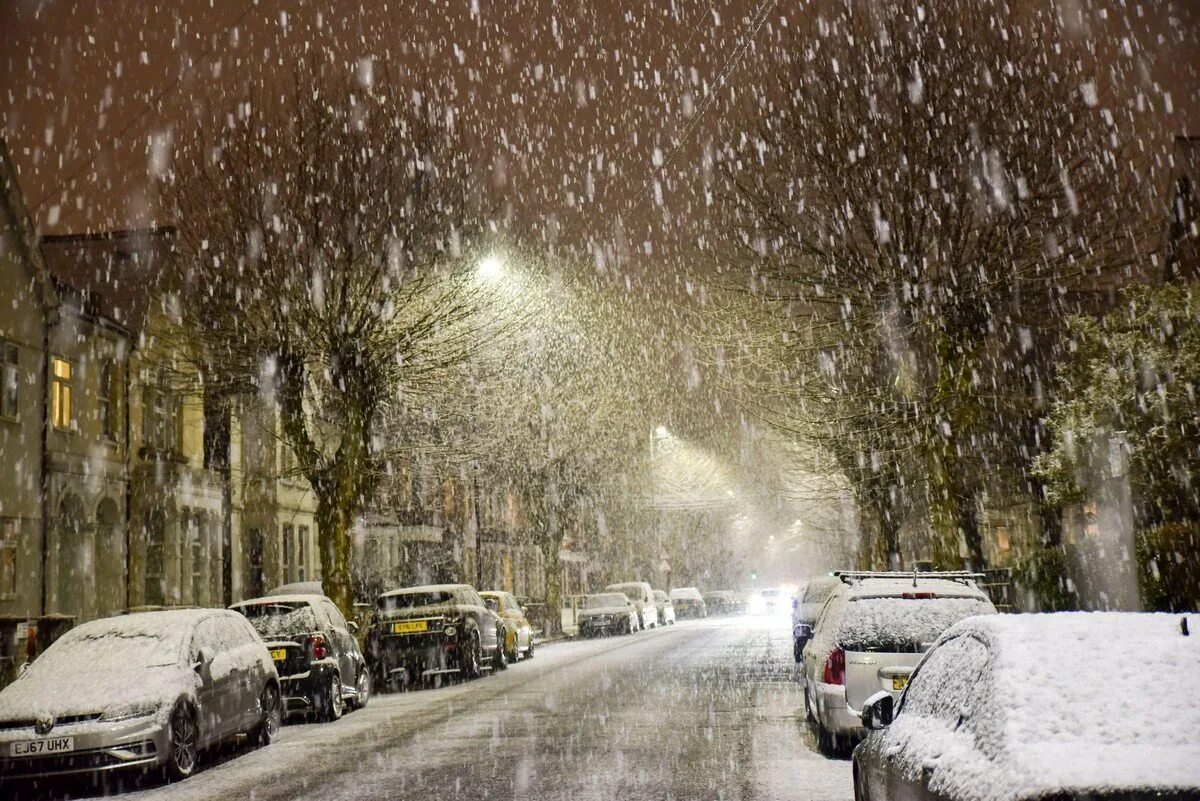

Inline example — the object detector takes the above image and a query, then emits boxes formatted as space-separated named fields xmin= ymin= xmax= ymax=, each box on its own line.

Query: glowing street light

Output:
xmin=477 ymin=256 xmax=504 ymax=280
xmin=654 ymin=425 xmax=669 ymax=439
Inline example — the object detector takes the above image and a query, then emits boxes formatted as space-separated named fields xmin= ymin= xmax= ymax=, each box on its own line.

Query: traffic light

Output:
xmin=750 ymin=570 xmax=758 ymax=581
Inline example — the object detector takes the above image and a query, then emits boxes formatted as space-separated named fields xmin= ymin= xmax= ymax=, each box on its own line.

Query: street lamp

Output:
xmin=477 ymin=256 xmax=504 ymax=280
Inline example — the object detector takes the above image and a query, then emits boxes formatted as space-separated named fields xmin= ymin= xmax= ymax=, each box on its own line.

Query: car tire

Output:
xmin=320 ymin=671 xmax=344 ymax=722
xmin=495 ymin=629 xmax=510 ymax=671
xmin=351 ymin=666 xmax=371 ymax=710
xmin=505 ymin=630 xmax=519 ymax=664
xmin=164 ymin=703 xmax=199 ymax=782
xmin=463 ymin=630 xmax=483 ymax=679
xmin=526 ymin=637 xmax=535 ymax=658
xmin=253 ymin=683 xmax=283 ymax=746
xmin=794 ymin=639 xmax=803 ymax=663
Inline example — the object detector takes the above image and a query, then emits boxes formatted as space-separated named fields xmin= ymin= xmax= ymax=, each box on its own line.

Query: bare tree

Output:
xmin=702 ymin=0 xmax=1161 ymax=569
xmin=166 ymin=62 xmax=495 ymax=615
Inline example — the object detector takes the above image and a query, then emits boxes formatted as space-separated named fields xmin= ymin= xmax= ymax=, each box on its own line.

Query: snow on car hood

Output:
xmin=0 ymin=664 xmax=194 ymax=722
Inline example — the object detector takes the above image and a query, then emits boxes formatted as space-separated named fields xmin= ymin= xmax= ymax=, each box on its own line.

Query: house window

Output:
xmin=280 ymin=440 xmax=295 ymax=477
xmin=297 ymin=525 xmax=308 ymax=582
xmin=0 ymin=518 xmax=17 ymax=598
xmin=282 ymin=524 xmax=294 ymax=583
xmin=51 ymin=357 xmax=73 ymax=430
xmin=994 ymin=523 xmax=1011 ymax=553
xmin=144 ymin=376 xmax=179 ymax=453
xmin=1 ymin=343 xmax=18 ymax=419
xmin=98 ymin=361 xmax=118 ymax=439
xmin=190 ymin=516 xmax=204 ymax=604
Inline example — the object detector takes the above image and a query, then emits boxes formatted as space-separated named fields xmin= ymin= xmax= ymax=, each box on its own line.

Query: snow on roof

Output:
xmin=890 ymin=612 xmax=1200 ymax=801
xmin=844 ymin=577 xmax=988 ymax=600
xmin=267 ymin=581 xmax=325 ymax=596
xmin=379 ymin=583 xmax=471 ymax=598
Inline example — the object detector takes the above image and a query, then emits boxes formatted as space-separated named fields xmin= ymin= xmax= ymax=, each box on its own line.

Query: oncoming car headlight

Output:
xmin=101 ymin=700 xmax=162 ymax=723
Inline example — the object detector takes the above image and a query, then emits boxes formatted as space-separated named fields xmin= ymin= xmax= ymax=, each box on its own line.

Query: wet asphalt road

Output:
xmin=32 ymin=615 xmax=852 ymax=801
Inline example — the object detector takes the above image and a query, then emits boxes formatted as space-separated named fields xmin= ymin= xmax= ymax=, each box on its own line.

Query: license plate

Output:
xmin=892 ymin=676 xmax=909 ymax=691
xmin=10 ymin=737 xmax=74 ymax=757
xmin=269 ymin=648 xmax=288 ymax=661
xmin=392 ymin=620 xmax=428 ymax=634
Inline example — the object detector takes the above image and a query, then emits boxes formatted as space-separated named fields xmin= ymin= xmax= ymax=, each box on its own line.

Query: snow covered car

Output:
xmin=652 ymin=590 xmax=676 ymax=625
xmin=231 ymin=593 xmax=370 ymax=721
xmin=793 ymin=575 xmax=841 ymax=662
xmin=803 ymin=572 xmax=996 ymax=755
xmin=480 ymin=590 xmax=535 ymax=662
xmin=854 ymin=612 xmax=1200 ymax=801
xmin=577 ymin=593 xmax=640 ymax=636
xmin=668 ymin=587 xmax=707 ymax=619
xmin=0 ymin=609 xmax=280 ymax=783
xmin=703 ymin=590 xmax=745 ymax=616
xmin=367 ymin=584 xmax=506 ymax=689
xmin=605 ymin=582 xmax=659 ymax=629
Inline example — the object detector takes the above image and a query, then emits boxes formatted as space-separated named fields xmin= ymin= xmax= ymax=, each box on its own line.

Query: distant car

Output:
xmin=702 ymin=590 xmax=744 ymax=615
xmin=231 ymin=593 xmax=370 ymax=721
xmin=480 ymin=591 xmax=535 ymax=662
xmin=803 ymin=572 xmax=997 ymax=756
xmin=652 ymin=590 xmax=676 ymax=625
xmin=577 ymin=593 xmax=639 ymax=636
xmin=793 ymin=575 xmax=841 ymax=661
xmin=0 ymin=609 xmax=280 ymax=783
xmin=367 ymin=584 xmax=506 ymax=689
xmin=605 ymin=582 xmax=659 ymax=629
xmin=748 ymin=587 xmax=788 ymax=616
xmin=854 ymin=612 xmax=1200 ymax=801
xmin=668 ymin=587 xmax=707 ymax=619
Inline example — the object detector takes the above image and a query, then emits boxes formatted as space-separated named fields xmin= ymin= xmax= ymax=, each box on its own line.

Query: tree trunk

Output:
xmin=956 ymin=494 xmax=987 ymax=572
xmin=316 ymin=491 xmax=355 ymax=620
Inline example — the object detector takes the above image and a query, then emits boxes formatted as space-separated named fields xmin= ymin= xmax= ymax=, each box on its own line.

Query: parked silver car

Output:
xmin=802 ymin=571 xmax=996 ymax=755
xmin=855 ymin=612 xmax=1200 ymax=801
xmin=0 ymin=609 xmax=281 ymax=783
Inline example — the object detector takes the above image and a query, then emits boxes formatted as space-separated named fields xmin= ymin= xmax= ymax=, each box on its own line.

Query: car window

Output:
xmin=462 ymin=589 xmax=486 ymax=607
xmin=190 ymin=617 xmax=226 ymax=661
xmin=322 ymin=600 xmax=349 ymax=632
xmin=899 ymin=635 xmax=990 ymax=723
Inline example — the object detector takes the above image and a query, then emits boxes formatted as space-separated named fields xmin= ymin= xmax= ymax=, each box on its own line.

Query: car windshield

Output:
xmin=584 ymin=594 xmax=629 ymax=609
xmin=379 ymin=591 xmax=455 ymax=612
xmin=841 ymin=597 xmax=995 ymax=652
xmin=31 ymin=618 xmax=187 ymax=674
xmin=235 ymin=601 xmax=318 ymax=639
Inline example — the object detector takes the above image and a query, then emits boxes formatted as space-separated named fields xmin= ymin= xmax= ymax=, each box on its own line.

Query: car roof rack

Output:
xmin=832 ymin=570 xmax=984 ymax=588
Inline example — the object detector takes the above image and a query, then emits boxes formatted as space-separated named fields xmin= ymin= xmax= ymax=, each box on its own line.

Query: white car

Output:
xmin=0 ymin=609 xmax=281 ymax=783
xmin=792 ymin=575 xmax=841 ymax=662
xmin=855 ymin=612 xmax=1200 ymax=801
xmin=605 ymin=582 xmax=659 ymax=629
xmin=802 ymin=571 xmax=997 ymax=755
xmin=668 ymin=587 xmax=707 ymax=619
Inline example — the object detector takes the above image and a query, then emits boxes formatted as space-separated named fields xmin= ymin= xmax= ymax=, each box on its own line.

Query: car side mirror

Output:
xmin=193 ymin=646 xmax=215 ymax=676
xmin=348 ymin=621 xmax=359 ymax=634
xmin=861 ymin=692 xmax=895 ymax=730
xmin=17 ymin=662 xmax=29 ymax=679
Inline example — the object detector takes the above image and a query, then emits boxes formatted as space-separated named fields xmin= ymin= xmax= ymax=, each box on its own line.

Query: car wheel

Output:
xmin=505 ymin=630 xmax=519 ymax=664
xmin=794 ymin=639 xmax=803 ymax=663
xmin=253 ymin=683 xmax=282 ymax=746
xmin=495 ymin=629 xmax=510 ymax=671
xmin=463 ymin=630 xmax=483 ymax=679
xmin=526 ymin=637 xmax=535 ymax=658
xmin=352 ymin=666 xmax=371 ymax=709
xmin=165 ymin=704 xmax=198 ymax=782
xmin=320 ymin=671 xmax=344 ymax=721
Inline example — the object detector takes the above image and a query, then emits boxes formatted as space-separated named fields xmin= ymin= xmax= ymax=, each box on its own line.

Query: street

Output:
xmin=35 ymin=617 xmax=849 ymax=801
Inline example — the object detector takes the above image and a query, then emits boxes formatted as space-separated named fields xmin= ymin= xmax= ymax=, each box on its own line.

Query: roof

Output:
xmin=79 ymin=607 xmax=216 ymax=634
xmin=39 ymin=227 xmax=175 ymax=334
xmin=378 ymin=583 xmax=472 ymax=598
xmin=0 ymin=138 xmax=55 ymax=310
xmin=842 ymin=577 xmax=988 ymax=601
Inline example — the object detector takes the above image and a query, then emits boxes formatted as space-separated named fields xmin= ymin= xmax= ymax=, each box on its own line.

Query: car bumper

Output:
xmin=278 ymin=661 xmax=336 ymax=713
xmin=372 ymin=634 xmax=461 ymax=676
xmin=0 ymin=716 xmax=169 ymax=781
xmin=579 ymin=618 xmax=625 ymax=634
xmin=815 ymin=682 xmax=864 ymax=736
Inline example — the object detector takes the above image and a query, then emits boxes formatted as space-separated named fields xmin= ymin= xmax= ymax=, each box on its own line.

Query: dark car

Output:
xmin=231 ymin=594 xmax=370 ymax=721
xmin=367 ymin=584 xmax=507 ymax=690
xmin=0 ymin=609 xmax=280 ymax=784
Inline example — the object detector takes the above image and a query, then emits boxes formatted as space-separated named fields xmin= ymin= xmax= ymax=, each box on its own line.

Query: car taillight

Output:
xmin=823 ymin=648 xmax=845 ymax=685
xmin=308 ymin=633 xmax=327 ymax=660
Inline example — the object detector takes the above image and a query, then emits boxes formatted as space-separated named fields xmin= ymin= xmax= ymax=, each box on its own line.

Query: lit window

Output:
xmin=1 ymin=343 xmax=17 ymax=418
xmin=51 ymin=358 xmax=73 ymax=429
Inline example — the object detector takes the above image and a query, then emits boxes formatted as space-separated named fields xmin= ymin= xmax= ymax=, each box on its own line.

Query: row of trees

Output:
xmin=695 ymin=0 xmax=1192 ymax=604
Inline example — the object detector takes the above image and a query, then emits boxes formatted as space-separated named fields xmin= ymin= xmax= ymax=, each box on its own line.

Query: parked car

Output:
xmin=605 ymin=582 xmax=659 ymax=629
xmin=479 ymin=591 xmax=535 ymax=662
xmin=702 ymin=590 xmax=744 ymax=616
xmin=802 ymin=571 xmax=996 ymax=756
xmin=0 ymin=609 xmax=280 ymax=783
xmin=652 ymin=590 xmax=676 ymax=625
xmin=231 ymin=593 xmax=370 ymax=721
xmin=793 ymin=575 xmax=841 ymax=662
xmin=854 ymin=612 xmax=1200 ymax=801
xmin=367 ymin=584 xmax=506 ymax=689
xmin=577 ymin=593 xmax=640 ymax=636
xmin=668 ymin=587 xmax=707 ymax=619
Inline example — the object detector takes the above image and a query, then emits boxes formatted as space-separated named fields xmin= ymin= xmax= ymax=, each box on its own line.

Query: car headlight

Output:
xmin=101 ymin=700 xmax=161 ymax=723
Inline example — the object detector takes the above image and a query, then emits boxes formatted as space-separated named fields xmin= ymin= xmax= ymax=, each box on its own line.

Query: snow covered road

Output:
xmin=34 ymin=616 xmax=852 ymax=801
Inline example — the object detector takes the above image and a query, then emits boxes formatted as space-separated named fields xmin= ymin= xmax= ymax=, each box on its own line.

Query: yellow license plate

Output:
xmin=892 ymin=676 xmax=909 ymax=691
xmin=269 ymin=648 xmax=288 ymax=661
xmin=393 ymin=620 xmax=429 ymax=634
